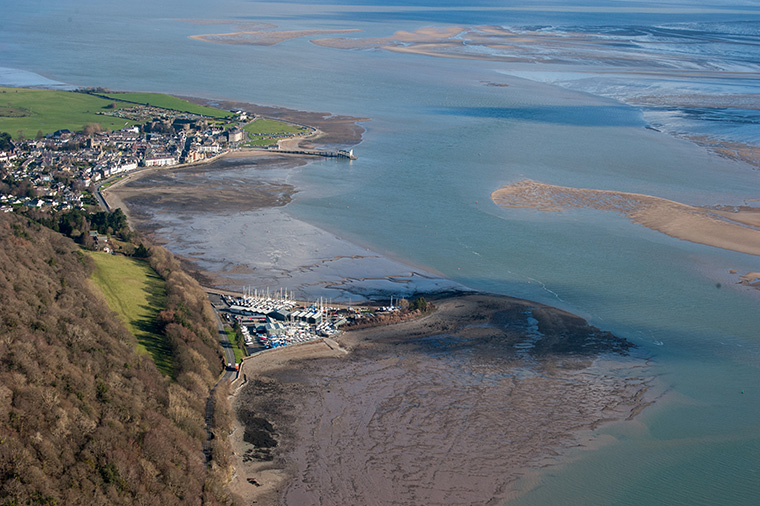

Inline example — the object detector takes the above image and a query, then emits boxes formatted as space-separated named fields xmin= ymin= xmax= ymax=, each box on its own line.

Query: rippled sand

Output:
xmin=229 ymin=295 xmax=650 ymax=505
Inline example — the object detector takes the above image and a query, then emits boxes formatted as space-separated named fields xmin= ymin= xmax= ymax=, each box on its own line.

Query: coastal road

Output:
xmin=202 ymin=297 xmax=237 ymax=466
xmin=91 ymin=178 xmax=112 ymax=211
xmin=208 ymin=292 xmax=238 ymax=380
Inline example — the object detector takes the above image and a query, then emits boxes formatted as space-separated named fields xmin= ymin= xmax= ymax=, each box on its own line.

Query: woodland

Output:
xmin=0 ymin=213 xmax=235 ymax=505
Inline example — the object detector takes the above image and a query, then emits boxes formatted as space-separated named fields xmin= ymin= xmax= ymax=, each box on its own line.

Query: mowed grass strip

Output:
xmin=243 ymin=118 xmax=310 ymax=146
xmin=87 ymin=252 xmax=173 ymax=376
xmin=0 ymin=87 xmax=139 ymax=138
xmin=101 ymin=92 xmax=231 ymax=118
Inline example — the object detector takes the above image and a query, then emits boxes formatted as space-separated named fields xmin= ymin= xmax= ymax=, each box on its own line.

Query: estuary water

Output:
xmin=3 ymin=1 xmax=760 ymax=504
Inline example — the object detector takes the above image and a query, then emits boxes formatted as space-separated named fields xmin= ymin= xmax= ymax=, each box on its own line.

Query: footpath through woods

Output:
xmin=203 ymin=297 xmax=238 ymax=466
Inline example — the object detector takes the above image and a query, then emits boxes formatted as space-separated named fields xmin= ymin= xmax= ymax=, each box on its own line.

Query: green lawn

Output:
xmin=101 ymin=92 xmax=231 ymax=119
xmin=242 ymin=118 xmax=310 ymax=146
xmin=243 ymin=118 xmax=308 ymax=135
xmin=87 ymin=252 xmax=173 ymax=376
xmin=0 ymin=87 xmax=140 ymax=139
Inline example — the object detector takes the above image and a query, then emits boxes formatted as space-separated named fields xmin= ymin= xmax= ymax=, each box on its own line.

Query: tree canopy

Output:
xmin=0 ymin=132 xmax=13 ymax=151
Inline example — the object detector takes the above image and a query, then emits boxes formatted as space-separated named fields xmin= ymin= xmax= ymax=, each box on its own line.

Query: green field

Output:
xmin=0 ymin=87 xmax=140 ymax=139
xmin=243 ymin=118 xmax=310 ymax=146
xmin=87 ymin=252 xmax=173 ymax=376
xmin=101 ymin=92 xmax=231 ymax=119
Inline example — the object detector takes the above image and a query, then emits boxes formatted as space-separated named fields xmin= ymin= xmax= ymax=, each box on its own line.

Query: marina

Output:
xmin=219 ymin=288 xmax=359 ymax=351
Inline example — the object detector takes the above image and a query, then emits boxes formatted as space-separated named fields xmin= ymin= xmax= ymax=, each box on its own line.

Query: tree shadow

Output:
xmin=131 ymin=267 xmax=173 ymax=377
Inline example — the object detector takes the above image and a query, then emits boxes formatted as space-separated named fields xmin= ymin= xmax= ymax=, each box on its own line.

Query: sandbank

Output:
xmin=311 ymin=24 xmax=760 ymax=168
xmin=491 ymin=180 xmax=760 ymax=257
xmin=190 ymin=29 xmax=361 ymax=46
xmin=685 ymin=135 xmax=760 ymax=169
xmin=227 ymin=293 xmax=651 ymax=505
xmin=176 ymin=19 xmax=277 ymax=30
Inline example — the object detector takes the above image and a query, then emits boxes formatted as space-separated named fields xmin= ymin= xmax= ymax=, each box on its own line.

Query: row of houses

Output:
xmin=0 ymin=104 xmax=272 ymax=217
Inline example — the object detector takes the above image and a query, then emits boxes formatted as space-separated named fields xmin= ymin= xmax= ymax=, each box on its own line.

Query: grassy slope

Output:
xmin=101 ymin=92 xmax=231 ymax=118
xmin=0 ymin=87 xmax=139 ymax=138
xmin=87 ymin=251 xmax=173 ymax=376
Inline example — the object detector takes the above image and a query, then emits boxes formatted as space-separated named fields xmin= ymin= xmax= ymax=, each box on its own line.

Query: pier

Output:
xmin=272 ymin=148 xmax=357 ymax=160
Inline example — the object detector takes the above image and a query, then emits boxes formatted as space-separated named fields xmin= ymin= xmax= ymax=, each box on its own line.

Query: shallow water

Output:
xmin=3 ymin=1 xmax=760 ymax=504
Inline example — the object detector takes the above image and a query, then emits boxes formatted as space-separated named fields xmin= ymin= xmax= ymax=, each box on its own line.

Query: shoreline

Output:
xmin=99 ymin=148 xmax=318 ymax=220
xmin=103 ymin=139 xmax=466 ymax=303
xmin=98 ymin=95 xmax=655 ymax=505
xmin=226 ymin=293 xmax=653 ymax=505
xmin=99 ymin=93 xmax=368 ymax=226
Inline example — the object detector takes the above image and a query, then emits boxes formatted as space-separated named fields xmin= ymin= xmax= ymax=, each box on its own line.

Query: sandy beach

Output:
xmin=104 ymin=152 xmax=464 ymax=298
xmin=101 ymin=98 xmax=368 ymax=222
xmin=102 ymin=151 xmax=303 ymax=216
xmin=227 ymin=294 xmax=651 ymax=505
xmin=491 ymin=179 xmax=760 ymax=257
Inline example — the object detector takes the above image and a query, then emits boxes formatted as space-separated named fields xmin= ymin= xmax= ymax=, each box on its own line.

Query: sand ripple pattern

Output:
xmin=232 ymin=295 xmax=650 ymax=505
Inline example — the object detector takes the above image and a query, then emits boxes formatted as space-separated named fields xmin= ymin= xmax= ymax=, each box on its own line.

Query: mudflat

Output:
xmin=228 ymin=294 xmax=650 ymax=505
xmin=102 ymin=99 xmax=652 ymax=505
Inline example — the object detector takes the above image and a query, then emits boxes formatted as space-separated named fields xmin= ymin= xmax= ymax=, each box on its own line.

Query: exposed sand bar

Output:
xmin=177 ymin=19 xmax=277 ymax=30
xmin=313 ymin=24 xmax=760 ymax=73
xmin=190 ymin=29 xmax=361 ymax=46
xmin=312 ymin=24 xmax=760 ymax=168
xmin=228 ymin=294 xmax=651 ymax=505
xmin=491 ymin=179 xmax=760 ymax=256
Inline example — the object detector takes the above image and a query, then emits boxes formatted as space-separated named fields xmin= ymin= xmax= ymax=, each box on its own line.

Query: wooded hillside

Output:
xmin=0 ymin=214 xmax=231 ymax=505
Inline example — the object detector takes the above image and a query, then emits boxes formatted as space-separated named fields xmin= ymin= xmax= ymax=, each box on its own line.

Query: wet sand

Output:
xmin=103 ymin=116 xmax=461 ymax=300
xmin=190 ymin=29 xmax=361 ymax=46
xmin=492 ymin=179 xmax=760 ymax=256
xmin=312 ymin=24 xmax=760 ymax=169
xmin=312 ymin=25 xmax=679 ymax=66
xmin=228 ymin=294 xmax=651 ymax=505
xmin=102 ymin=98 xmax=653 ymax=505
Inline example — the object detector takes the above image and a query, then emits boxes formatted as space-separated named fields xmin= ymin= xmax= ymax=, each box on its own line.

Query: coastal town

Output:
xmin=0 ymin=99 xmax=272 ymax=213
xmin=0 ymin=87 xmax=418 ymax=356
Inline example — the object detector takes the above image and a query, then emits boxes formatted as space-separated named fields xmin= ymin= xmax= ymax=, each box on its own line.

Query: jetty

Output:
xmin=272 ymin=148 xmax=357 ymax=160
